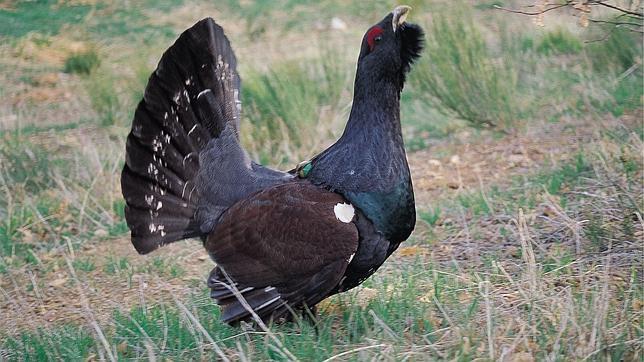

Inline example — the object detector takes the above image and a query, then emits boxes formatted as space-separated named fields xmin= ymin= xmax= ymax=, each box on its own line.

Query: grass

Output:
xmin=0 ymin=1 xmax=642 ymax=360
xmin=411 ymin=3 xmax=520 ymax=131
xmin=143 ymin=256 xmax=185 ymax=278
xmin=2 ymin=118 xmax=641 ymax=360
xmin=73 ymin=258 xmax=96 ymax=272
xmin=240 ymin=50 xmax=351 ymax=165
xmin=0 ymin=1 xmax=93 ymax=38
xmin=87 ymin=3 xmax=177 ymax=42
xmin=585 ymin=23 xmax=642 ymax=73
xmin=63 ymin=49 xmax=100 ymax=75
xmin=537 ymin=153 xmax=592 ymax=196
xmin=3 ymin=231 xmax=641 ymax=360
xmin=85 ymin=68 xmax=122 ymax=126
xmin=536 ymin=28 xmax=583 ymax=55
xmin=419 ymin=206 xmax=441 ymax=227
xmin=0 ymin=130 xmax=125 ymax=266
xmin=104 ymin=256 xmax=130 ymax=275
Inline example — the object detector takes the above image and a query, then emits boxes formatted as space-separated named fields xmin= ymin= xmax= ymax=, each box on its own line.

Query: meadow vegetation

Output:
xmin=0 ymin=0 xmax=642 ymax=360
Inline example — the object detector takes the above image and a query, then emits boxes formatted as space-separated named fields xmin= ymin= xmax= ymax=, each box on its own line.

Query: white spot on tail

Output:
xmin=197 ymin=89 xmax=211 ymax=99
xmin=181 ymin=182 xmax=189 ymax=198
xmin=256 ymin=296 xmax=281 ymax=311
xmin=234 ymin=89 xmax=241 ymax=113
xmin=185 ymin=79 xmax=191 ymax=86
xmin=182 ymin=153 xmax=194 ymax=166
xmin=156 ymin=201 xmax=163 ymax=210
xmin=338 ymin=276 xmax=347 ymax=288
xmin=152 ymin=137 xmax=162 ymax=152
xmin=347 ymin=252 xmax=355 ymax=263
xmin=334 ymin=203 xmax=354 ymax=223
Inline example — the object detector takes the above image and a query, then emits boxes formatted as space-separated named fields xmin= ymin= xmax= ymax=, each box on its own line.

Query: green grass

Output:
xmin=451 ymin=153 xmax=593 ymax=218
xmin=108 ymin=200 xmax=129 ymax=237
xmin=3 ymin=249 xmax=641 ymax=360
xmin=537 ymin=153 xmax=592 ymax=195
xmin=87 ymin=5 xmax=177 ymax=43
xmin=1 ymin=259 xmax=437 ymax=360
xmin=473 ymin=1 xmax=505 ymax=10
xmin=457 ymin=191 xmax=493 ymax=216
xmin=3 ymin=325 xmax=95 ymax=360
xmin=0 ymin=0 xmax=180 ymax=42
xmin=0 ymin=0 xmax=92 ymax=38
xmin=241 ymin=50 xmax=350 ymax=164
xmin=419 ymin=206 xmax=441 ymax=227
xmin=605 ymin=75 xmax=644 ymax=117
xmin=0 ymin=131 xmax=128 ymax=267
xmin=84 ymin=68 xmax=121 ymax=126
xmin=0 ymin=121 xmax=83 ymax=137
xmin=0 ymin=135 xmax=57 ymax=193
xmin=63 ymin=49 xmax=100 ymax=75
xmin=73 ymin=258 xmax=96 ymax=272
xmin=104 ymin=256 xmax=130 ymax=275
xmin=536 ymin=28 xmax=583 ymax=55
xmin=142 ymin=256 xmax=185 ymax=278
xmin=0 ymin=259 xmax=437 ymax=360
xmin=411 ymin=3 xmax=520 ymax=131
xmin=223 ymin=0 xmax=398 ymax=37
xmin=585 ymin=25 xmax=643 ymax=73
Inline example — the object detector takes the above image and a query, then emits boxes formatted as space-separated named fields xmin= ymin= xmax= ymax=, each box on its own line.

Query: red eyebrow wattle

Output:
xmin=366 ymin=27 xmax=384 ymax=51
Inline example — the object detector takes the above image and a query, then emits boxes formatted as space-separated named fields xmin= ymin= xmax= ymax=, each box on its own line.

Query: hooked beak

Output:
xmin=392 ymin=5 xmax=411 ymax=32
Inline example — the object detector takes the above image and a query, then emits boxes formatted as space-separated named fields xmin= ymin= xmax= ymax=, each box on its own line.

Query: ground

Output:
xmin=0 ymin=1 xmax=642 ymax=361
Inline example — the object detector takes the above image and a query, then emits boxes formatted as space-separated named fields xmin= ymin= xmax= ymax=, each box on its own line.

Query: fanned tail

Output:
xmin=121 ymin=18 xmax=241 ymax=254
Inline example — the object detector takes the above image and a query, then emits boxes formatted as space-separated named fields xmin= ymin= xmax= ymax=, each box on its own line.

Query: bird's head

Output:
xmin=357 ymin=5 xmax=424 ymax=88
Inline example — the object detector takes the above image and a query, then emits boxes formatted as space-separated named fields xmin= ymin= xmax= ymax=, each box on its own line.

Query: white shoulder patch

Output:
xmin=334 ymin=202 xmax=355 ymax=223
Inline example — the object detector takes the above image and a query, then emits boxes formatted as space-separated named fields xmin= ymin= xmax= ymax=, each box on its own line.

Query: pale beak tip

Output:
xmin=392 ymin=5 xmax=412 ymax=32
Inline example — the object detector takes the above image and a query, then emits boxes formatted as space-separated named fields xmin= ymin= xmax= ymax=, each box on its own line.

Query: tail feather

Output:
xmin=128 ymin=106 xmax=199 ymax=180
xmin=208 ymin=267 xmax=287 ymax=324
xmin=124 ymin=140 xmax=194 ymax=199
xmin=120 ymin=169 xmax=196 ymax=215
xmin=121 ymin=18 xmax=241 ymax=254
xmin=207 ymin=260 xmax=347 ymax=324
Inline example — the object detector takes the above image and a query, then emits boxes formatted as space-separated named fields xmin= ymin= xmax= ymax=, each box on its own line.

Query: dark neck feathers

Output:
xmin=341 ymin=70 xmax=402 ymax=141
xmin=309 ymin=66 xmax=409 ymax=193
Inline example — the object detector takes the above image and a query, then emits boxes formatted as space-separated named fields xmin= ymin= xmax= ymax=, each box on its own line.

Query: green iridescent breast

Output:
xmin=345 ymin=180 xmax=415 ymax=243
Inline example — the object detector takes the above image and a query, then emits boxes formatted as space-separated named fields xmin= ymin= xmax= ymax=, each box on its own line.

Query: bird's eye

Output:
xmin=366 ymin=26 xmax=385 ymax=52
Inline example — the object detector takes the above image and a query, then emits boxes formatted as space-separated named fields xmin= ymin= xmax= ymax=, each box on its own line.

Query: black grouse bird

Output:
xmin=121 ymin=6 xmax=424 ymax=324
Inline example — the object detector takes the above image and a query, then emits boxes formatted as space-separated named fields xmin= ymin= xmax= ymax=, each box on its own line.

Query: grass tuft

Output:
xmin=412 ymin=4 xmax=520 ymax=131
xmin=585 ymin=24 xmax=642 ymax=73
xmin=63 ymin=49 xmax=100 ymax=75
xmin=536 ymin=28 xmax=583 ymax=55
xmin=241 ymin=49 xmax=351 ymax=165
xmin=84 ymin=68 xmax=122 ymax=127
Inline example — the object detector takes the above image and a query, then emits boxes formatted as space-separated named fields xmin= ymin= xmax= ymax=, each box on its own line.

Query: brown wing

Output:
xmin=205 ymin=181 xmax=358 ymax=323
